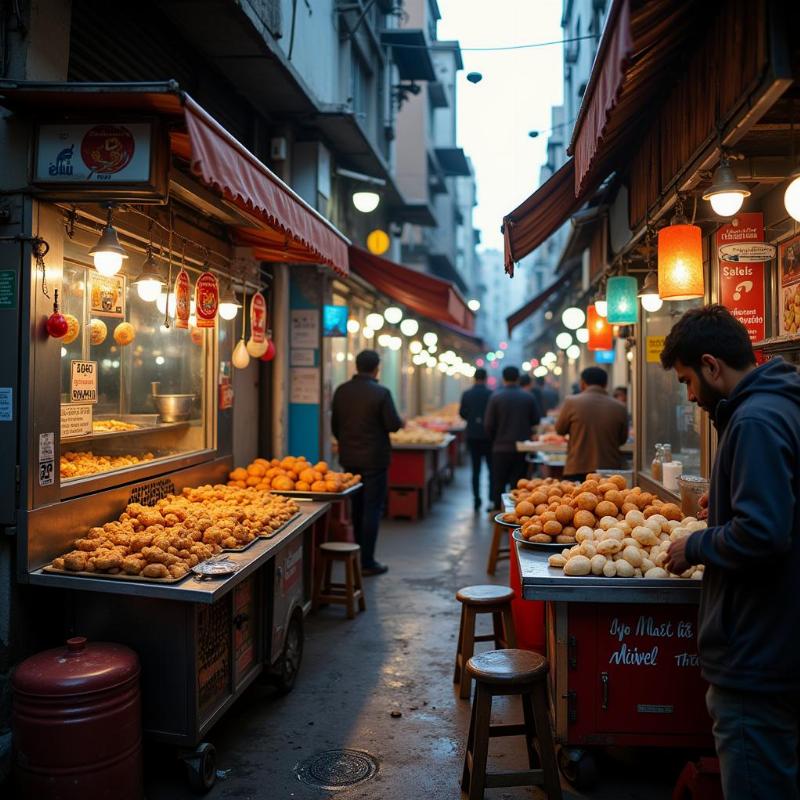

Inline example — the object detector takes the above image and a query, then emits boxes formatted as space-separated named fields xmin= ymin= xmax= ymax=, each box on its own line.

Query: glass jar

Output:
xmin=661 ymin=443 xmax=673 ymax=463
xmin=651 ymin=444 xmax=664 ymax=481
xmin=678 ymin=474 xmax=709 ymax=518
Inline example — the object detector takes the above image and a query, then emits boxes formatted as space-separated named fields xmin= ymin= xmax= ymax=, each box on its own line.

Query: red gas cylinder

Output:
xmin=11 ymin=636 xmax=143 ymax=800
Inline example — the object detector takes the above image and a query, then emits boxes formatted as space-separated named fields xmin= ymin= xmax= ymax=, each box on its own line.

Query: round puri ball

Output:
xmin=575 ymin=492 xmax=598 ymax=511
xmin=555 ymin=504 xmax=574 ymax=525
xmin=595 ymin=500 xmax=618 ymax=518
xmin=515 ymin=500 xmax=535 ymax=517
xmin=573 ymin=509 xmax=596 ymax=529
xmin=543 ymin=520 xmax=563 ymax=536
xmin=113 ymin=322 xmax=136 ymax=346
xmin=660 ymin=503 xmax=684 ymax=521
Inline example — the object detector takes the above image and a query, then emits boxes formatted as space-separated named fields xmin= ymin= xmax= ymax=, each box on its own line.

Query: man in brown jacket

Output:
xmin=555 ymin=366 xmax=628 ymax=481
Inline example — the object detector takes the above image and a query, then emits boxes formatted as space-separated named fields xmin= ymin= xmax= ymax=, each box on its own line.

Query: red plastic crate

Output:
xmin=387 ymin=487 xmax=420 ymax=520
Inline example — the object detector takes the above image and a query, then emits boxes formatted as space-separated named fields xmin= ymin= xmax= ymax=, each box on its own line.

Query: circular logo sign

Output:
xmin=81 ymin=125 xmax=135 ymax=175
xmin=718 ymin=242 xmax=776 ymax=263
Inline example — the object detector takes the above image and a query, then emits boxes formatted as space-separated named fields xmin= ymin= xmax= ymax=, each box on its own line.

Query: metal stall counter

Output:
xmin=387 ymin=434 xmax=454 ymax=519
xmin=515 ymin=543 xmax=711 ymax=790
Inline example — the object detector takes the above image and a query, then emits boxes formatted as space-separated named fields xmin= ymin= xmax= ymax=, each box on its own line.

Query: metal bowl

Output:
xmin=151 ymin=393 xmax=195 ymax=422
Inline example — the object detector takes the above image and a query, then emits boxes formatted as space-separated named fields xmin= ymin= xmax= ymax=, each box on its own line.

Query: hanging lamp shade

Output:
xmin=658 ymin=223 xmax=704 ymax=300
xmin=606 ymin=276 xmax=639 ymax=324
xmin=587 ymin=304 xmax=613 ymax=351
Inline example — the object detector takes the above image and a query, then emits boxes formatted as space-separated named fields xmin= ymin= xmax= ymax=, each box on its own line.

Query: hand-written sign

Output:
xmin=645 ymin=336 xmax=666 ymax=364
xmin=61 ymin=403 xmax=92 ymax=438
xmin=70 ymin=360 xmax=97 ymax=403
xmin=607 ymin=615 xmax=696 ymax=668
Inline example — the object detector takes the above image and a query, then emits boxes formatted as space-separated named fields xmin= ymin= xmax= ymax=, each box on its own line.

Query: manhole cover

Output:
xmin=295 ymin=749 xmax=379 ymax=790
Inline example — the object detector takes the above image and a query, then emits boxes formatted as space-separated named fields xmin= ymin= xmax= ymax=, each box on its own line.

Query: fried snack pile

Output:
xmin=505 ymin=473 xmax=690 ymax=546
xmin=60 ymin=450 xmax=155 ymax=479
xmin=51 ymin=484 xmax=300 ymax=580
xmin=390 ymin=426 xmax=446 ymax=445
xmin=547 ymin=510 xmax=706 ymax=580
xmin=92 ymin=419 xmax=140 ymax=432
xmin=229 ymin=456 xmax=360 ymax=493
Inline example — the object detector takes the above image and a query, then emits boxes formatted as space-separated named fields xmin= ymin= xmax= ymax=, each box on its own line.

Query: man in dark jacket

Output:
xmin=332 ymin=350 xmax=403 ymax=575
xmin=662 ymin=305 xmax=800 ymax=800
xmin=484 ymin=365 xmax=542 ymax=510
xmin=459 ymin=367 xmax=492 ymax=511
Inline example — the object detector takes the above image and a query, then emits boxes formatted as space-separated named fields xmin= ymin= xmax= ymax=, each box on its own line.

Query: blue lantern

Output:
xmin=606 ymin=276 xmax=639 ymax=324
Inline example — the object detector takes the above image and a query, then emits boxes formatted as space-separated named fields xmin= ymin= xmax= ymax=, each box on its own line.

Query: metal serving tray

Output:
xmin=257 ymin=511 xmax=303 ymax=539
xmin=42 ymin=564 xmax=189 ymax=584
xmin=270 ymin=482 xmax=362 ymax=501
xmin=61 ymin=415 xmax=190 ymax=444
xmin=390 ymin=433 xmax=455 ymax=450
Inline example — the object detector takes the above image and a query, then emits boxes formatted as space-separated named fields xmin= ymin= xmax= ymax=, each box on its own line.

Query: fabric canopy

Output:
xmin=349 ymin=246 xmax=475 ymax=333
xmin=0 ymin=81 xmax=350 ymax=275
xmin=505 ymin=259 xmax=581 ymax=336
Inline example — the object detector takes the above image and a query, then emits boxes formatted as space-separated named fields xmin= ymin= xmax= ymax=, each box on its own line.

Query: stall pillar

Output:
xmin=288 ymin=269 xmax=323 ymax=461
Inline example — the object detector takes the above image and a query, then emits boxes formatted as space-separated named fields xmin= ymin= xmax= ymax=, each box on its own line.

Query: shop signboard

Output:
xmin=33 ymin=120 xmax=168 ymax=200
xmin=717 ymin=213 xmax=767 ymax=359
xmin=70 ymin=360 xmax=97 ymax=403
xmin=290 ymin=367 xmax=320 ymax=404
xmin=322 ymin=304 xmax=348 ymax=337
xmin=195 ymin=272 xmax=219 ymax=329
xmin=89 ymin=273 xmax=125 ymax=317
xmin=778 ymin=232 xmax=800 ymax=337
xmin=60 ymin=403 xmax=92 ymax=438
xmin=0 ymin=271 xmax=17 ymax=309
xmin=646 ymin=336 xmax=666 ymax=364
xmin=290 ymin=309 xmax=319 ymax=348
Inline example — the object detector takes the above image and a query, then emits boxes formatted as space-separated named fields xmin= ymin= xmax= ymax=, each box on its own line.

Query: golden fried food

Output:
xmin=141 ymin=563 xmax=169 ymax=579
xmin=89 ymin=318 xmax=107 ymax=345
xmin=92 ymin=419 xmax=139 ymax=432
xmin=113 ymin=322 xmax=136 ymax=346
xmin=62 ymin=314 xmax=80 ymax=344
xmin=60 ymin=450 xmax=155 ymax=479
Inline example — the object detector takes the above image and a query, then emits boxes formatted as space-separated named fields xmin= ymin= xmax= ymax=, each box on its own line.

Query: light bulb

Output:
xmin=156 ymin=292 xmax=177 ymax=316
xmin=366 ymin=312 xmax=384 ymax=330
xmin=468 ymin=299 xmax=481 ymax=311
xmin=427 ymin=344 xmax=437 ymax=353
xmin=422 ymin=332 xmax=438 ymax=347
xmin=576 ymin=328 xmax=589 ymax=343
xmin=388 ymin=337 xmax=402 ymax=351
xmin=595 ymin=300 xmax=608 ymax=317
xmin=352 ymin=191 xmax=381 ymax=213
xmin=709 ymin=192 xmax=745 ymax=217
xmin=553 ymin=366 xmax=563 ymax=376
xmin=533 ymin=366 xmax=548 ymax=377
xmin=93 ymin=251 xmax=124 ymax=276
xmin=384 ymin=306 xmax=403 ymax=324
xmin=363 ymin=327 xmax=374 ymax=339
xmin=377 ymin=333 xmax=391 ymax=347
xmin=555 ymin=332 xmax=573 ymax=349
xmin=136 ymin=278 xmax=162 ymax=302
xmin=232 ymin=339 xmax=250 ymax=368
xmin=561 ymin=307 xmax=585 ymax=330
xmin=218 ymin=302 xmax=240 ymax=320
xmin=347 ymin=319 xmax=361 ymax=334
xmin=495 ymin=350 xmax=504 ymax=359
xmin=641 ymin=293 xmax=664 ymax=313
xmin=566 ymin=344 xmax=581 ymax=360
xmin=785 ymin=172 xmax=800 ymax=222
xmin=400 ymin=318 xmax=419 ymax=336
xmin=409 ymin=340 xmax=423 ymax=354
xmin=522 ymin=361 xmax=531 ymax=371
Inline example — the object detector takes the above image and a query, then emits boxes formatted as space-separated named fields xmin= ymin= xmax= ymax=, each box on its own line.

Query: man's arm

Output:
xmin=331 ymin=389 xmax=340 ymax=439
xmin=382 ymin=390 xmax=404 ymax=433
xmin=459 ymin=391 xmax=469 ymax=422
xmin=554 ymin=399 xmax=572 ymax=436
xmin=684 ymin=418 xmax=795 ymax=570
xmin=484 ymin=395 xmax=497 ymax=441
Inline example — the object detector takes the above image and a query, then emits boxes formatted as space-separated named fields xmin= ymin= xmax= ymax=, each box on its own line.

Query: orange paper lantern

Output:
xmin=658 ymin=223 xmax=704 ymax=300
xmin=587 ymin=304 xmax=613 ymax=351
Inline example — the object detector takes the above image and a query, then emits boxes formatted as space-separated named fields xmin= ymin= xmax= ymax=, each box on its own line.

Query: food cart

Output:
xmin=387 ymin=434 xmax=454 ymax=519
xmin=516 ymin=543 xmax=711 ymax=789
xmin=0 ymin=82 xmax=352 ymax=791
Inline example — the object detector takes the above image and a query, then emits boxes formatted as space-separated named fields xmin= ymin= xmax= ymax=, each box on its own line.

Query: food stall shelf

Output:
xmin=61 ymin=418 xmax=190 ymax=445
xmin=29 ymin=505 xmax=329 ymax=604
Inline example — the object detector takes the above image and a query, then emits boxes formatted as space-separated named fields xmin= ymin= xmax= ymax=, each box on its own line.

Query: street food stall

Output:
xmin=0 ymin=81 xmax=352 ymax=790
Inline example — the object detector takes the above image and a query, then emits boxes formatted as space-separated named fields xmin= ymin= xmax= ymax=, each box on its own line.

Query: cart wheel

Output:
xmin=558 ymin=747 xmax=597 ymax=790
xmin=184 ymin=742 xmax=217 ymax=794
xmin=271 ymin=609 xmax=304 ymax=695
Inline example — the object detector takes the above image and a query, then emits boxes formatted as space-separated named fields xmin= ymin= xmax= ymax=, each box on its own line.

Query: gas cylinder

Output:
xmin=12 ymin=636 xmax=143 ymax=800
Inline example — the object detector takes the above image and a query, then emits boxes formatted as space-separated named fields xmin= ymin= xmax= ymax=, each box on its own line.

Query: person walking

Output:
xmin=484 ymin=366 xmax=542 ymax=511
xmin=554 ymin=366 xmax=628 ymax=481
xmin=459 ymin=367 xmax=493 ymax=511
xmin=331 ymin=350 xmax=402 ymax=576
xmin=662 ymin=305 xmax=800 ymax=800
xmin=534 ymin=375 xmax=559 ymax=415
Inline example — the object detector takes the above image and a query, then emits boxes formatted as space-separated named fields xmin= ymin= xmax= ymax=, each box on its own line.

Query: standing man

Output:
xmin=459 ymin=367 xmax=492 ymax=511
xmin=332 ymin=350 xmax=403 ymax=576
xmin=484 ymin=366 xmax=542 ymax=511
xmin=662 ymin=305 xmax=800 ymax=799
xmin=555 ymin=367 xmax=628 ymax=481
xmin=535 ymin=375 xmax=560 ymax=415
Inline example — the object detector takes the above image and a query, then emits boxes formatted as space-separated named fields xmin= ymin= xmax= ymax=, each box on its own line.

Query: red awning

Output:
xmin=349 ymin=246 xmax=475 ymax=333
xmin=502 ymin=159 xmax=592 ymax=276
xmin=0 ymin=82 xmax=349 ymax=275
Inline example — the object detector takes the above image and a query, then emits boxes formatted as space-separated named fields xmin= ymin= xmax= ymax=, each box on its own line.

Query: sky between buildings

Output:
xmin=437 ymin=0 xmax=565 ymax=253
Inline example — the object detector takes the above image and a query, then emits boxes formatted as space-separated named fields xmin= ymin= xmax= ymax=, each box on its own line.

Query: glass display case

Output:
xmin=56 ymin=222 xmax=218 ymax=496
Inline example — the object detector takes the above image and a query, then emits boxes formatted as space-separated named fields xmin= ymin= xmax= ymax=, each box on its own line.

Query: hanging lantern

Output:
xmin=45 ymin=289 xmax=69 ymax=338
xmin=174 ymin=269 xmax=191 ymax=329
xmin=658 ymin=222 xmax=704 ymax=300
xmin=587 ymin=304 xmax=613 ymax=351
xmin=194 ymin=271 xmax=219 ymax=328
xmin=606 ymin=276 xmax=639 ymax=324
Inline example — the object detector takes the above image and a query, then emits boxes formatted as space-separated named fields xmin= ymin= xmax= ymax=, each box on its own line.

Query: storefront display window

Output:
xmin=640 ymin=300 xmax=703 ymax=487
xmin=58 ymin=227 xmax=214 ymax=485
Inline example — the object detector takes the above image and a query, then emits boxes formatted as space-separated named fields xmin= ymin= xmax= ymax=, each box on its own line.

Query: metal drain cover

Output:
xmin=295 ymin=749 xmax=378 ymax=790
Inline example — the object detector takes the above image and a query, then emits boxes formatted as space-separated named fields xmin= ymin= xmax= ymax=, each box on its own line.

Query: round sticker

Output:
xmin=81 ymin=125 xmax=135 ymax=175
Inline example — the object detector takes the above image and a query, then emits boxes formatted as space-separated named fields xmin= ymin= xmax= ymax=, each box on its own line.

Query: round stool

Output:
xmin=461 ymin=649 xmax=562 ymax=800
xmin=453 ymin=585 xmax=516 ymax=699
xmin=312 ymin=542 xmax=366 ymax=619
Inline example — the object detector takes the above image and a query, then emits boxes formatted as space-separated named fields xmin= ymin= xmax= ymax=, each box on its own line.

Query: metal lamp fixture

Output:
xmin=703 ymin=156 xmax=750 ymax=217
xmin=638 ymin=270 xmax=663 ymax=313
xmin=218 ymin=281 xmax=242 ymax=320
xmin=132 ymin=247 xmax=163 ymax=302
xmin=89 ymin=206 xmax=128 ymax=276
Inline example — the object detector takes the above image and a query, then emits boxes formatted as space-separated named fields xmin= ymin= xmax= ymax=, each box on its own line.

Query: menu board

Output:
xmin=779 ymin=232 xmax=800 ymax=336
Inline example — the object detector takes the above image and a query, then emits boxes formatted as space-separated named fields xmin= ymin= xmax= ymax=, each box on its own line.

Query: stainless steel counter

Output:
xmin=391 ymin=434 xmax=455 ymax=450
xmin=516 ymin=543 xmax=702 ymax=605
xmin=29 ymin=502 xmax=329 ymax=604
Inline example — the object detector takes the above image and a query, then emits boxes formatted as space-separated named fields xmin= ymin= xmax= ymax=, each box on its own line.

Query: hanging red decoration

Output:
xmin=194 ymin=271 xmax=219 ymax=328
xmin=45 ymin=289 xmax=69 ymax=338
xmin=260 ymin=338 xmax=276 ymax=362
xmin=587 ymin=304 xmax=613 ymax=351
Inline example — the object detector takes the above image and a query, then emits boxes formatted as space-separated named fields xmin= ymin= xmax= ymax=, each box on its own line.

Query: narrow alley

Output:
xmin=146 ymin=466 xmax=681 ymax=799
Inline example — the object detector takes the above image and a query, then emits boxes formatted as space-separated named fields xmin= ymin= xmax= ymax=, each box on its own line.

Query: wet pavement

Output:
xmin=146 ymin=466 xmax=691 ymax=799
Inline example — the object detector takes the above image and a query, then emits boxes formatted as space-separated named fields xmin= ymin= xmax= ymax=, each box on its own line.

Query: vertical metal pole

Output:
xmin=271 ymin=263 xmax=290 ymax=457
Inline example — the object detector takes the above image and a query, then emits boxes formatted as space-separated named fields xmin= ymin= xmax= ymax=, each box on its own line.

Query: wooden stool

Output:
xmin=312 ymin=542 xmax=366 ymax=619
xmin=454 ymin=585 xmax=516 ymax=700
xmin=486 ymin=520 xmax=510 ymax=576
xmin=461 ymin=649 xmax=562 ymax=800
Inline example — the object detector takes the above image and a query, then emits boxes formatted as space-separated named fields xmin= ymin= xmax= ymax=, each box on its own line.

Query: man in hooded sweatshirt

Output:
xmin=661 ymin=305 xmax=800 ymax=800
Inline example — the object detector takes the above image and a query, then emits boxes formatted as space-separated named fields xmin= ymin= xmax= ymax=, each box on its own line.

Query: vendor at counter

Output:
xmin=661 ymin=305 xmax=800 ymax=800
xmin=332 ymin=350 xmax=403 ymax=576
xmin=554 ymin=367 xmax=628 ymax=481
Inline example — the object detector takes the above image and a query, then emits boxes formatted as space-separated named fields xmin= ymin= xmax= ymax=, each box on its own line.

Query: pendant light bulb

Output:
xmin=702 ymin=158 xmax=750 ymax=217
xmin=561 ymin=307 xmax=585 ymax=330
xmin=132 ymin=250 xmax=163 ymax=302
xmin=638 ymin=271 xmax=663 ymax=313
xmin=218 ymin=281 xmax=242 ymax=320
xmin=784 ymin=169 xmax=800 ymax=222
xmin=89 ymin=208 xmax=128 ymax=277
xmin=595 ymin=299 xmax=608 ymax=317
